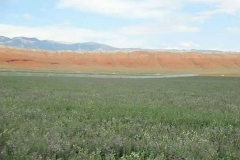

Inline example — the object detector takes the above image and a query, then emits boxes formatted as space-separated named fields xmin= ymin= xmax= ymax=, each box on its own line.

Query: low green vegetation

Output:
xmin=0 ymin=76 xmax=239 ymax=159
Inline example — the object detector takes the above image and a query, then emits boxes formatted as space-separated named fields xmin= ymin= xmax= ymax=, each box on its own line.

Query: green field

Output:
xmin=0 ymin=76 xmax=240 ymax=159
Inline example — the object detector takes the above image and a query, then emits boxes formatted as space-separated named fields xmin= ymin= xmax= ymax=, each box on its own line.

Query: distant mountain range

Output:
xmin=0 ymin=35 xmax=226 ymax=52
xmin=0 ymin=36 xmax=130 ymax=51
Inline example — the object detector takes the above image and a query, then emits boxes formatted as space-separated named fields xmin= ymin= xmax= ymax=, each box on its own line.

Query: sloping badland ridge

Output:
xmin=1 ymin=46 xmax=240 ymax=76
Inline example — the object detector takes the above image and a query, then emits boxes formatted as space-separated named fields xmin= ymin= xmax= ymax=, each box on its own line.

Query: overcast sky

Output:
xmin=0 ymin=0 xmax=239 ymax=51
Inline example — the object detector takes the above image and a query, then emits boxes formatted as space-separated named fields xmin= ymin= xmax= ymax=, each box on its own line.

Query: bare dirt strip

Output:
xmin=0 ymin=72 xmax=198 ymax=79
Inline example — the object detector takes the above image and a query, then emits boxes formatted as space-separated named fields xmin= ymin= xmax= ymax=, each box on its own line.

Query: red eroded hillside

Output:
xmin=1 ymin=47 xmax=240 ymax=76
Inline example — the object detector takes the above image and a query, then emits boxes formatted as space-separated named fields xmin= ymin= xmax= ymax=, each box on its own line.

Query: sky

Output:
xmin=0 ymin=0 xmax=240 ymax=51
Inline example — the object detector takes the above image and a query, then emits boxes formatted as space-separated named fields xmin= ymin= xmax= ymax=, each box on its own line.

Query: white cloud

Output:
xmin=180 ymin=42 xmax=191 ymax=47
xmin=164 ymin=46 xmax=180 ymax=50
xmin=57 ymin=0 xmax=178 ymax=19
xmin=118 ymin=24 xmax=199 ymax=35
xmin=179 ymin=41 xmax=200 ymax=48
xmin=195 ymin=0 xmax=240 ymax=15
xmin=10 ymin=13 xmax=35 ymax=20
xmin=57 ymin=0 xmax=240 ymax=20
xmin=162 ymin=41 xmax=201 ymax=50
xmin=56 ymin=0 xmax=240 ymax=40
xmin=226 ymin=27 xmax=240 ymax=34
xmin=215 ymin=0 xmax=240 ymax=14
xmin=22 ymin=13 xmax=34 ymax=20
xmin=55 ymin=0 xmax=239 ymax=39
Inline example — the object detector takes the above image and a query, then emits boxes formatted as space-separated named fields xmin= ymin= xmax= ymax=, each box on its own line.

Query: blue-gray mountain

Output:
xmin=0 ymin=36 xmax=124 ymax=51
xmin=0 ymin=36 xmax=224 ymax=52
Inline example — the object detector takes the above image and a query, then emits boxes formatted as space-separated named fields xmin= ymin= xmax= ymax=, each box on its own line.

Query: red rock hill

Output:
xmin=1 ymin=47 xmax=240 ymax=76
